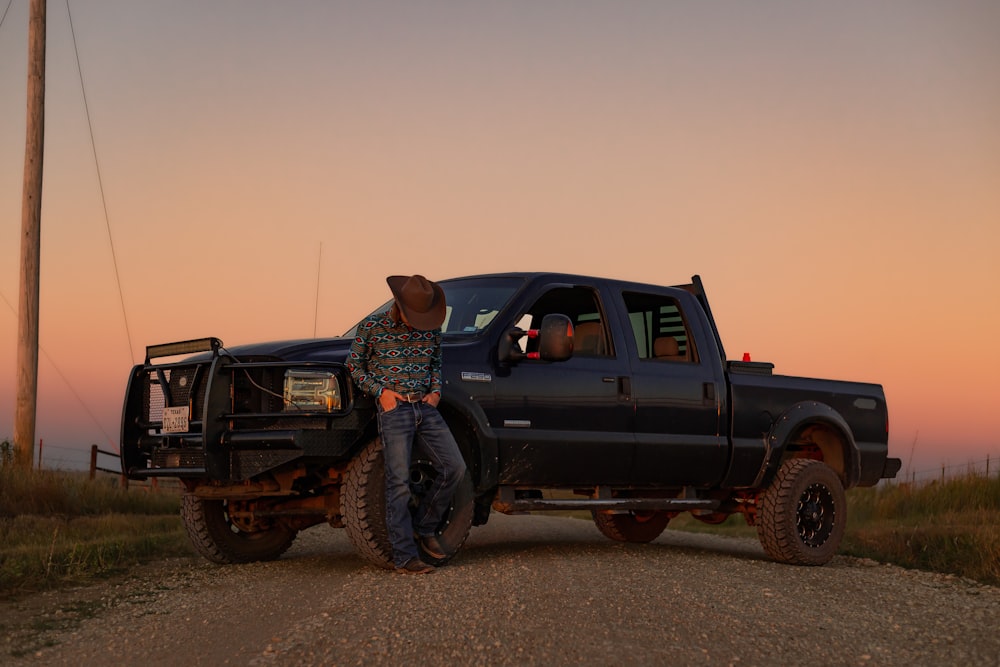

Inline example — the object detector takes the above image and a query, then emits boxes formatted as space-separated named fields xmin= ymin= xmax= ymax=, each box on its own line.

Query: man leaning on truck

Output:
xmin=347 ymin=274 xmax=467 ymax=574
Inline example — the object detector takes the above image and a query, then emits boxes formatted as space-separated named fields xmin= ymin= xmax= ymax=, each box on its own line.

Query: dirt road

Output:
xmin=3 ymin=514 xmax=998 ymax=666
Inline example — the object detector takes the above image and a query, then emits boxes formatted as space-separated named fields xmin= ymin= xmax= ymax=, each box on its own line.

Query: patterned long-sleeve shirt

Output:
xmin=347 ymin=309 xmax=443 ymax=399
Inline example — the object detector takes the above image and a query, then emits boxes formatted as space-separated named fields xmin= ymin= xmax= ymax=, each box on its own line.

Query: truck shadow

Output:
xmin=278 ymin=515 xmax=772 ymax=572
xmin=455 ymin=514 xmax=770 ymax=566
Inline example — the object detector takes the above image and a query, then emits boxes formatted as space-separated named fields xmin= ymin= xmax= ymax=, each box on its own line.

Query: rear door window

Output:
xmin=622 ymin=291 xmax=696 ymax=362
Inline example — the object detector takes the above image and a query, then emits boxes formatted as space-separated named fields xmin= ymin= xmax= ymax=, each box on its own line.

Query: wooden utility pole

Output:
xmin=14 ymin=0 xmax=46 ymax=468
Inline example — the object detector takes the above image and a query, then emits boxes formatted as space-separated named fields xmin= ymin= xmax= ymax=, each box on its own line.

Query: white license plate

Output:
xmin=161 ymin=406 xmax=189 ymax=433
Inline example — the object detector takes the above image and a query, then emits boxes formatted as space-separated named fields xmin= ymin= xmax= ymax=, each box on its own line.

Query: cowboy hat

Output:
xmin=386 ymin=274 xmax=447 ymax=330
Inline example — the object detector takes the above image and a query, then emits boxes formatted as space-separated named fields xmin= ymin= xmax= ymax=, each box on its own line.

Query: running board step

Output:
xmin=492 ymin=489 xmax=721 ymax=514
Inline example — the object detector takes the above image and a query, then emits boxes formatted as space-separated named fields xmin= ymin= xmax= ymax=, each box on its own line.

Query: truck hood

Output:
xmin=220 ymin=336 xmax=354 ymax=363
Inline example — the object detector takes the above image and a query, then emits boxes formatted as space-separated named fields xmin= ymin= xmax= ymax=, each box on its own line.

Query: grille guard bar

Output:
xmin=122 ymin=340 xmax=361 ymax=481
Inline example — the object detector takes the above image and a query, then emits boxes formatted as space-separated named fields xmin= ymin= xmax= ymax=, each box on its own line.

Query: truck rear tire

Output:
xmin=180 ymin=494 xmax=296 ymax=564
xmin=591 ymin=510 xmax=671 ymax=543
xmin=341 ymin=437 xmax=474 ymax=569
xmin=757 ymin=458 xmax=846 ymax=565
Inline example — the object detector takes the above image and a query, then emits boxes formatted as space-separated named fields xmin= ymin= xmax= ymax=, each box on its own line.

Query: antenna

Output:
xmin=313 ymin=242 xmax=322 ymax=337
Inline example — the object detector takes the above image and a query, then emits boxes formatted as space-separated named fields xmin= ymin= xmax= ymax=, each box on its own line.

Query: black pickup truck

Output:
xmin=121 ymin=273 xmax=900 ymax=568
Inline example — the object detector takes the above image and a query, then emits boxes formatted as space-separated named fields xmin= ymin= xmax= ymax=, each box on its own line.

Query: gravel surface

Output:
xmin=2 ymin=514 xmax=998 ymax=666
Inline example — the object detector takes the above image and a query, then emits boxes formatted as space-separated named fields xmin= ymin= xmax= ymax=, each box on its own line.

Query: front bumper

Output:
xmin=120 ymin=338 xmax=371 ymax=481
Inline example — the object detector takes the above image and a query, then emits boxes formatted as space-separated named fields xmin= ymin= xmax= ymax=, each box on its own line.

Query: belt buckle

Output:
xmin=402 ymin=392 xmax=423 ymax=403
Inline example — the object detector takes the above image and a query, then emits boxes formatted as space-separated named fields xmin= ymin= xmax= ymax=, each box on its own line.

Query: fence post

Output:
xmin=89 ymin=444 xmax=97 ymax=480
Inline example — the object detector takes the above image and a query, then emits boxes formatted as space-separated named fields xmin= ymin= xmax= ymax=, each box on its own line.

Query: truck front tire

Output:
xmin=757 ymin=458 xmax=846 ymax=565
xmin=180 ymin=494 xmax=296 ymax=564
xmin=341 ymin=437 xmax=474 ymax=569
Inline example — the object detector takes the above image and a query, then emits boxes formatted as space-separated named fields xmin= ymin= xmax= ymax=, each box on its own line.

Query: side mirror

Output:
xmin=537 ymin=314 xmax=574 ymax=361
xmin=498 ymin=314 xmax=574 ymax=363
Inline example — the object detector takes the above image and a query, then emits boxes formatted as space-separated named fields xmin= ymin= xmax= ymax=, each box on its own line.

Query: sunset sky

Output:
xmin=1 ymin=2 xmax=998 ymax=476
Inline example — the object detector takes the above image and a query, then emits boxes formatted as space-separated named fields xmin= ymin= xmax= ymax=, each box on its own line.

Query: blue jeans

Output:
xmin=378 ymin=400 xmax=466 ymax=567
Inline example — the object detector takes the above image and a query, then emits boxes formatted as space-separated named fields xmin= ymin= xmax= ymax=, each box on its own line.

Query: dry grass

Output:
xmin=0 ymin=465 xmax=190 ymax=599
xmin=670 ymin=475 xmax=1000 ymax=585
xmin=842 ymin=476 xmax=1000 ymax=586
xmin=2 ymin=454 xmax=997 ymax=596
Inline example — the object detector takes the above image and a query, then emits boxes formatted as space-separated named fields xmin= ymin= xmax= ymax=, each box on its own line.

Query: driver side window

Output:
xmin=516 ymin=286 xmax=613 ymax=357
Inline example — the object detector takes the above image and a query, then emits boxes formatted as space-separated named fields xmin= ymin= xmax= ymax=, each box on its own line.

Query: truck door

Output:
xmin=490 ymin=283 xmax=635 ymax=486
xmin=616 ymin=289 xmax=727 ymax=486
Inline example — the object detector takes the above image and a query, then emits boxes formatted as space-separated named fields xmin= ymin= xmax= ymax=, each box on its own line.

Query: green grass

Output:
xmin=0 ymin=465 xmax=191 ymax=599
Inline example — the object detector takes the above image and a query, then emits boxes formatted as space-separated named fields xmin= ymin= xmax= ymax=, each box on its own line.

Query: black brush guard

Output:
xmin=120 ymin=338 xmax=365 ymax=481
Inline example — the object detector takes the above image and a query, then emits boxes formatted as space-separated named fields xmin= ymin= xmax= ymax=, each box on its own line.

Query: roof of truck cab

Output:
xmin=441 ymin=272 xmax=693 ymax=291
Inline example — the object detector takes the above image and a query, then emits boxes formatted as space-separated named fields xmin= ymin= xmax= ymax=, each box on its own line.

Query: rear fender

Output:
xmin=762 ymin=402 xmax=861 ymax=488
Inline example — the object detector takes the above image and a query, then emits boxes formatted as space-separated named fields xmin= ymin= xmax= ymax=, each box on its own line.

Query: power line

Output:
xmin=0 ymin=0 xmax=15 ymax=32
xmin=313 ymin=242 xmax=322 ymax=337
xmin=1 ymin=290 xmax=118 ymax=449
xmin=65 ymin=0 xmax=135 ymax=366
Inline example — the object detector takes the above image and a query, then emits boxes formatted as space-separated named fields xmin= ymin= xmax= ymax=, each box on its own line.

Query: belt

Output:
xmin=397 ymin=391 xmax=425 ymax=403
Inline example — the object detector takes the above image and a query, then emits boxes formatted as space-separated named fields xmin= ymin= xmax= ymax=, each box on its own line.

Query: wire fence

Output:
xmin=7 ymin=441 xmax=176 ymax=493
xmin=86 ymin=444 xmax=183 ymax=493
xmin=895 ymin=454 xmax=999 ymax=486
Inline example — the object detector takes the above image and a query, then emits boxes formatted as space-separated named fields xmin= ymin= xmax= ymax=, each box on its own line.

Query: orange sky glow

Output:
xmin=1 ymin=2 xmax=998 ymax=476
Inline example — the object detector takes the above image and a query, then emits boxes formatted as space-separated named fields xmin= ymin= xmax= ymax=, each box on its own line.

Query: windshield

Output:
xmin=343 ymin=276 xmax=524 ymax=337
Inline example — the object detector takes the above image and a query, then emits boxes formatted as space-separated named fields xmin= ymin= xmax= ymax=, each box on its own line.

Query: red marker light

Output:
xmin=742 ymin=352 xmax=751 ymax=362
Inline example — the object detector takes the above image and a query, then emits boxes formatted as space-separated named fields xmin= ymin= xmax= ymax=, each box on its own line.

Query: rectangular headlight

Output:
xmin=283 ymin=370 xmax=341 ymax=412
